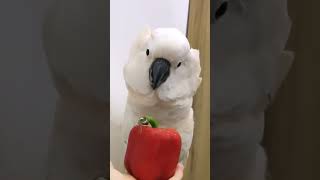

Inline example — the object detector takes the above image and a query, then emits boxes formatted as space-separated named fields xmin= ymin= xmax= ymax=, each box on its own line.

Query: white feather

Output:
xmin=121 ymin=27 xmax=202 ymax=168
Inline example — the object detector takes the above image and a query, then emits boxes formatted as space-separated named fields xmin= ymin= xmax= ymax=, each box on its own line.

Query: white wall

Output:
xmin=110 ymin=0 xmax=190 ymax=170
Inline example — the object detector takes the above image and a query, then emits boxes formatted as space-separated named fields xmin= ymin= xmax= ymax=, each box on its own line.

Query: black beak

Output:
xmin=149 ymin=58 xmax=171 ymax=89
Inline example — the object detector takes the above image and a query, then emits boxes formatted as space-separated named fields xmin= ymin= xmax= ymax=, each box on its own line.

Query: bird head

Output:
xmin=123 ymin=27 xmax=202 ymax=104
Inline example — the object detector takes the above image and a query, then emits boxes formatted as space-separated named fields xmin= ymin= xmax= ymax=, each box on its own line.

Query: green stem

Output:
xmin=139 ymin=115 xmax=159 ymax=128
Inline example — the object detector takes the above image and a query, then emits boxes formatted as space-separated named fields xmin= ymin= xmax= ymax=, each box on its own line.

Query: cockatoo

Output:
xmin=121 ymin=27 xmax=202 ymax=165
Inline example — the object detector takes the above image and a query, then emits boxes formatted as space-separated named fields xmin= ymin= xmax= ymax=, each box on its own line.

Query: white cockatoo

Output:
xmin=212 ymin=0 xmax=293 ymax=180
xmin=121 ymin=27 xmax=202 ymax=165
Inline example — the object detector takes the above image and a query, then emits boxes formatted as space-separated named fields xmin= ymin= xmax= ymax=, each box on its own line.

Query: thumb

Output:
xmin=169 ymin=163 xmax=184 ymax=180
xmin=110 ymin=161 xmax=136 ymax=180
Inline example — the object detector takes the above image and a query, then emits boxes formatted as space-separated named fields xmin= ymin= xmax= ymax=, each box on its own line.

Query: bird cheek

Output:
xmin=192 ymin=77 xmax=202 ymax=95
xmin=124 ymin=62 xmax=152 ymax=95
xmin=157 ymin=77 xmax=181 ymax=101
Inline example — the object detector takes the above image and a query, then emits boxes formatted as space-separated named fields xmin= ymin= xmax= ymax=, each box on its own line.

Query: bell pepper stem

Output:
xmin=139 ymin=115 xmax=159 ymax=128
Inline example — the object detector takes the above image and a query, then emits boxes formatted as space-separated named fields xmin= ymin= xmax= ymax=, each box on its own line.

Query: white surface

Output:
xmin=110 ymin=0 xmax=190 ymax=169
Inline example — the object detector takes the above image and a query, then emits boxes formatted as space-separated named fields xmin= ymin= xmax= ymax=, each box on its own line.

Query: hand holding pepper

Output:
xmin=110 ymin=161 xmax=184 ymax=180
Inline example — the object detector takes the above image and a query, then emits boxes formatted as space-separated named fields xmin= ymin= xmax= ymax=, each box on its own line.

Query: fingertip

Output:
xmin=177 ymin=163 xmax=184 ymax=171
xmin=170 ymin=163 xmax=184 ymax=180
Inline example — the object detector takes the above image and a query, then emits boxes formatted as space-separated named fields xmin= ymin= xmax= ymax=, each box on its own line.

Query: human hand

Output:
xmin=110 ymin=162 xmax=184 ymax=180
xmin=169 ymin=163 xmax=184 ymax=180
xmin=110 ymin=162 xmax=135 ymax=180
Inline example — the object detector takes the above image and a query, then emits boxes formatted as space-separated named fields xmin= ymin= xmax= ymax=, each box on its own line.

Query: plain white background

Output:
xmin=110 ymin=0 xmax=190 ymax=170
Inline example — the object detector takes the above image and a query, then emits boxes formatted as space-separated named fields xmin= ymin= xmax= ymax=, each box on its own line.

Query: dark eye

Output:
xmin=215 ymin=1 xmax=228 ymax=21
xmin=177 ymin=62 xmax=182 ymax=68
xmin=146 ymin=49 xmax=150 ymax=56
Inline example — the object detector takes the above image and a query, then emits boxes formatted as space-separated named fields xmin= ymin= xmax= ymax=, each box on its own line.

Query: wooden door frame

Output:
xmin=183 ymin=0 xmax=210 ymax=179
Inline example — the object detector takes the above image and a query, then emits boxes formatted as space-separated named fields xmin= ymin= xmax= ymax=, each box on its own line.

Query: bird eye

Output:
xmin=146 ymin=49 xmax=150 ymax=56
xmin=177 ymin=62 xmax=182 ymax=68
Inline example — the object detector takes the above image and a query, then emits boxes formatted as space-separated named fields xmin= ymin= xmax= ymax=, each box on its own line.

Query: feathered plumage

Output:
xmin=121 ymin=27 xmax=202 ymax=166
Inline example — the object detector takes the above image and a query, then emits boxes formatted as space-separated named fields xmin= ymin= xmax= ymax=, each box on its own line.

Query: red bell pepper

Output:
xmin=124 ymin=116 xmax=182 ymax=180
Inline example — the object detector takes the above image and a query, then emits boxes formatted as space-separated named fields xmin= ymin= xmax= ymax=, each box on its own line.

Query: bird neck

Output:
xmin=127 ymin=92 xmax=193 ymax=126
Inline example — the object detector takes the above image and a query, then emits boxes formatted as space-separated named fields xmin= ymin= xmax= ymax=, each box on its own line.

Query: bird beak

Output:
xmin=149 ymin=58 xmax=171 ymax=89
